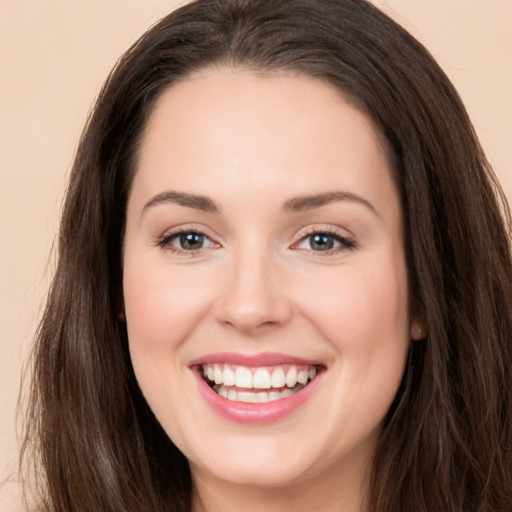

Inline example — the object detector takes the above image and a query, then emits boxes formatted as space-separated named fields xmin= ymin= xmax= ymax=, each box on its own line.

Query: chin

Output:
xmin=197 ymin=457 xmax=311 ymax=489
xmin=185 ymin=432 xmax=320 ymax=489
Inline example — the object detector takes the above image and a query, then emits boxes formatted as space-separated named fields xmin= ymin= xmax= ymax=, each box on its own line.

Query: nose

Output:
xmin=213 ymin=248 xmax=293 ymax=334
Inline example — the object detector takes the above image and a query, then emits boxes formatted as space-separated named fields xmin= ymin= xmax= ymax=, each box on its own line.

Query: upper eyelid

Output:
xmin=159 ymin=224 xmax=216 ymax=239
xmin=293 ymin=224 xmax=354 ymax=240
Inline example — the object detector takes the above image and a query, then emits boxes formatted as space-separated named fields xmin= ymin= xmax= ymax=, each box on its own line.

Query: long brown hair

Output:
xmin=21 ymin=0 xmax=512 ymax=510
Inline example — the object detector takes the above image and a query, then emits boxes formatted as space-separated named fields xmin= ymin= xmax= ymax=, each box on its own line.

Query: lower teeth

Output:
xmin=212 ymin=384 xmax=306 ymax=403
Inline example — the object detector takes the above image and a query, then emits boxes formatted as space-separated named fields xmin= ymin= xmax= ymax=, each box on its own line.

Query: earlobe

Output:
xmin=117 ymin=292 xmax=126 ymax=322
xmin=410 ymin=318 xmax=426 ymax=340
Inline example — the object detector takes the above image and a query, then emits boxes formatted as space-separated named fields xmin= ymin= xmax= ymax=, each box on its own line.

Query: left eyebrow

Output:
xmin=282 ymin=191 xmax=380 ymax=218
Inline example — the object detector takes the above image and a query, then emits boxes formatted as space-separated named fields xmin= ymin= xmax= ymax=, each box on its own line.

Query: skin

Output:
xmin=123 ymin=68 xmax=422 ymax=512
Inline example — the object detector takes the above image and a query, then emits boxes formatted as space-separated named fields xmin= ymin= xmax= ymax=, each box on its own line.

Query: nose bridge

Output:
xmin=215 ymin=241 xmax=291 ymax=333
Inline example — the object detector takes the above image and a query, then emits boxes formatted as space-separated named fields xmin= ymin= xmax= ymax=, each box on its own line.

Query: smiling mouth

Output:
xmin=200 ymin=363 xmax=319 ymax=404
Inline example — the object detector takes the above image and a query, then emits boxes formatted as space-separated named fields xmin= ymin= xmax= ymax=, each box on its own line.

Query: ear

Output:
xmin=116 ymin=290 xmax=126 ymax=322
xmin=410 ymin=317 xmax=426 ymax=340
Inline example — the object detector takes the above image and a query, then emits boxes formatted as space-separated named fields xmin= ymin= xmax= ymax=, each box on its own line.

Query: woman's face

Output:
xmin=123 ymin=69 xmax=419 ymax=493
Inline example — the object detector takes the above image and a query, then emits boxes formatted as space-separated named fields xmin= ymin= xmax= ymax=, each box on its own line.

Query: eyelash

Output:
xmin=292 ymin=227 xmax=356 ymax=256
xmin=155 ymin=227 xmax=356 ymax=256
xmin=156 ymin=227 xmax=216 ymax=256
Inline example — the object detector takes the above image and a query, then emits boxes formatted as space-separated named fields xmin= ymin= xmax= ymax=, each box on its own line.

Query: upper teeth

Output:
xmin=202 ymin=363 xmax=316 ymax=390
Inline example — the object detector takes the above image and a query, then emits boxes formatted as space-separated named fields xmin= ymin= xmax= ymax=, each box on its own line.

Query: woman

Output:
xmin=20 ymin=0 xmax=512 ymax=511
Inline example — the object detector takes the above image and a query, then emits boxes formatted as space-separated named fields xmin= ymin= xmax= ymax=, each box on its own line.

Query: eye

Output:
xmin=294 ymin=230 xmax=356 ymax=253
xmin=157 ymin=230 xmax=217 ymax=252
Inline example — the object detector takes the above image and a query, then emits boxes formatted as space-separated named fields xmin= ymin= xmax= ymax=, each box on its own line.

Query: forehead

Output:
xmin=140 ymin=68 xmax=388 ymax=158
xmin=130 ymin=68 xmax=399 ymax=222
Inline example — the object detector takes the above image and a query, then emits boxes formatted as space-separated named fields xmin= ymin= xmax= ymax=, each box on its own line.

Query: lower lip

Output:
xmin=193 ymin=368 xmax=321 ymax=424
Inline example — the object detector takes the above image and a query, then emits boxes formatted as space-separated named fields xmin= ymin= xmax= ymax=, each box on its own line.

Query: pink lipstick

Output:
xmin=190 ymin=352 xmax=323 ymax=424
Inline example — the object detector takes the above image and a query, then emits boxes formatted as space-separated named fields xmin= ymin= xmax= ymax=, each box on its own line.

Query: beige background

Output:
xmin=1 ymin=0 xmax=511 ymax=481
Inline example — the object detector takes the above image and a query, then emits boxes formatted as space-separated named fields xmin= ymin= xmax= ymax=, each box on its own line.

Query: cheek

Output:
xmin=294 ymin=256 xmax=410 ymax=354
xmin=122 ymin=255 xmax=218 ymax=437
xmin=299 ymin=257 xmax=410 ymax=424
xmin=122 ymin=254 xmax=219 ymax=375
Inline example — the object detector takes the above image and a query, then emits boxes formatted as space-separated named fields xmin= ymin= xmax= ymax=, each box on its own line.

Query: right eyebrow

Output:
xmin=142 ymin=190 xmax=221 ymax=214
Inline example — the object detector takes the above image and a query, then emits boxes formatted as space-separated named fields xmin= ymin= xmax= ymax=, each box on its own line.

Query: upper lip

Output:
xmin=189 ymin=352 xmax=322 ymax=368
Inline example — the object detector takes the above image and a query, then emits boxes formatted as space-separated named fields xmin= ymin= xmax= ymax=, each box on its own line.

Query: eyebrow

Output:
xmin=142 ymin=190 xmax=221 ymax=214
xmin=142 ymin=189 xmax=379 ymax=217
xmin=282 ymin=191 xmax=380 ymax=217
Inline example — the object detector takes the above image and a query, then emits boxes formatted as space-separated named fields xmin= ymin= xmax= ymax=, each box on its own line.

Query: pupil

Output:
xmin=311 ymin=234 xmax=333 ymax=251
xmin=180 ymin=233 xmax=203 ymax=250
